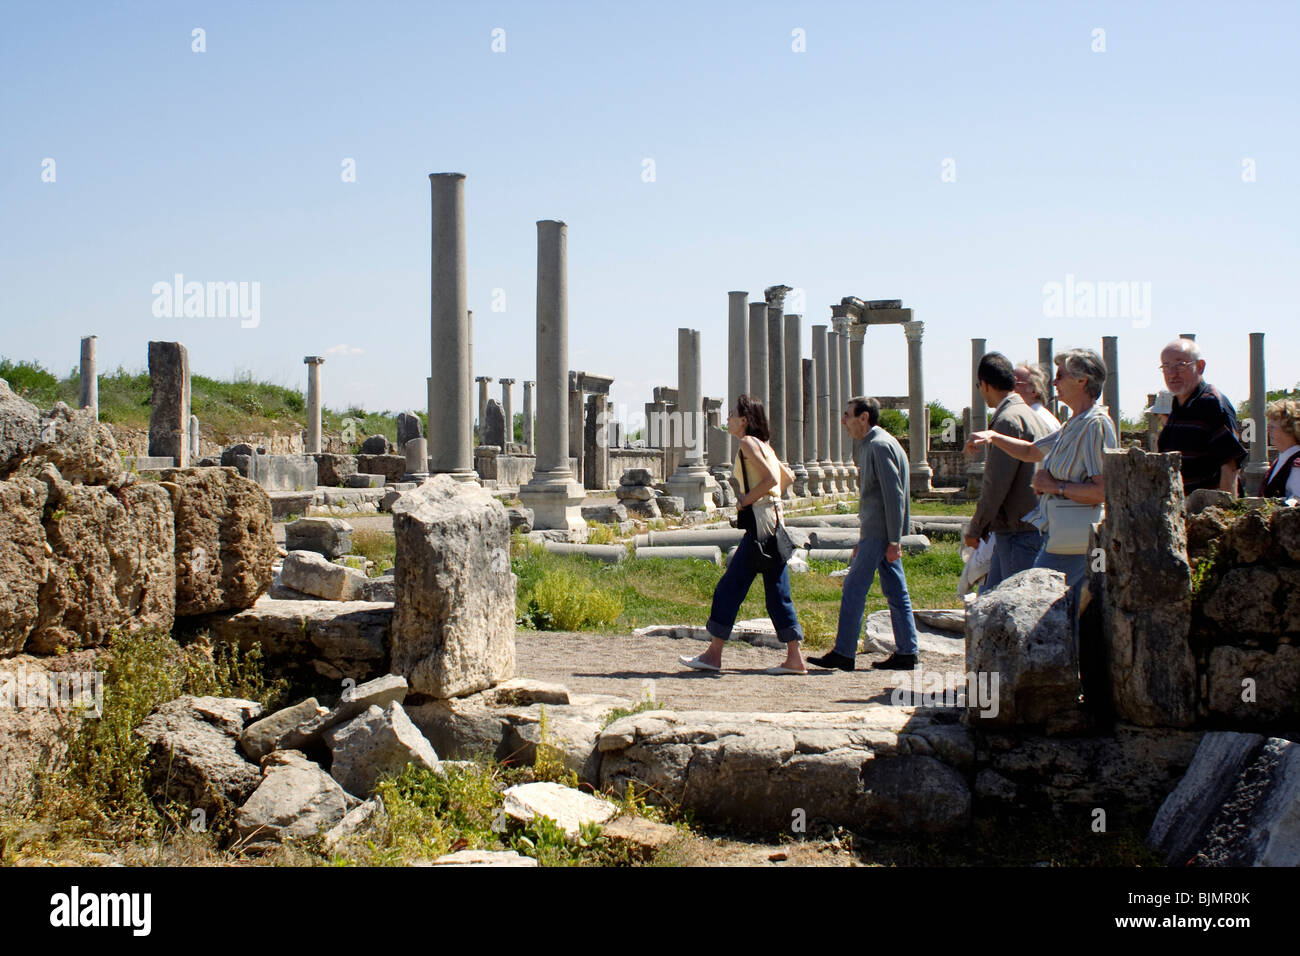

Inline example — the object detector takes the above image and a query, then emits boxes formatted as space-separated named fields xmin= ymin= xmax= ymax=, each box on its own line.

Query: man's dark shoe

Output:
xmin=806 ymin=651 xmax=855 ymax=672
xmin=871 ymin=653 xmax=918 ymax=671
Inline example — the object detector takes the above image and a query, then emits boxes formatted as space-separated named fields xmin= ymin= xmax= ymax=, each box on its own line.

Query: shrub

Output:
xmin=526 ymin=569 xmax=623 ymax=631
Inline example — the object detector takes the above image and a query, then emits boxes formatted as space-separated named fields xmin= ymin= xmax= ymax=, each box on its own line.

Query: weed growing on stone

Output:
xmin=585 ymin=522 xmax=620 ymax=545
xmin=349 ymin=528 xmax=396 ymax=576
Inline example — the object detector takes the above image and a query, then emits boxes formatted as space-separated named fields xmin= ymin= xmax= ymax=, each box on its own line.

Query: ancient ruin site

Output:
xmin=1 ymin=5 xmax=1296 ymax=936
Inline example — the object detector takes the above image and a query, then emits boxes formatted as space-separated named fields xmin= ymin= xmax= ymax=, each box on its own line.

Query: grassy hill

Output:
xmin=0 ymin=358 xmax=412 ymax=445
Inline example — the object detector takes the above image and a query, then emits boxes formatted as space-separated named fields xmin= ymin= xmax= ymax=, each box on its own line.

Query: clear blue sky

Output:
xmin=2 ymin=0 xmax=1296 ymax=429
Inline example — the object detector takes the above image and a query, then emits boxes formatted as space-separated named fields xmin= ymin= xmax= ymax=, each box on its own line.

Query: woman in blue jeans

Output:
xmin=678 ymin=394 xmax=807 ymax=675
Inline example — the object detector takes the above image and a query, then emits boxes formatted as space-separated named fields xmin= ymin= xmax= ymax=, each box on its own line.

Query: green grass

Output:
xmin=350 ymin=528 xmax=396 ymax=576
xmin=511 ymin=536 xmax=966 ymax=644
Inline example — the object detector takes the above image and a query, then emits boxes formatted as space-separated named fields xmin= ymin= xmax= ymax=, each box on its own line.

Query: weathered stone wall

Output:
xmin=610 ymin=448 xmax=664 ymax=483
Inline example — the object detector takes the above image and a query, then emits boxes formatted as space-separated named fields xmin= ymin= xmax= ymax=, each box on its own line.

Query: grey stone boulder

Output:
xmin=1147 ymin=731 xmax=1265 ymax=866
xmin=211 ymin=596 xmax=391 ymax=685
xmin=620 ymin=468 xmax=655 ymax=486
xmin=390 ymin=475 xmax=516 ymax=698
xmin=582 ymin=503 xmax=628 ymax=524
xmin=324 ymin=701 xmax=440 ymax=797
xmin=900 ymin=534 xmax=930 ymax=554
xmin=396 ymin=412 xmax=423 ymax=450
xmin=362 ymin=571 xmax=396 ymax=603
xmin=134 ymin=696 xmax=263 ymax=819
xmin=277 ymin=674 xmax=408 ymax=751
xmin=359 ymin=435 xmax=393 ymax=455
xmin=280 ymin=550 xmax=368 ymax=602
xmin=598 ymin=707 xmax=973 ymax=834
xmin=656 ymin=495 xmax=684 ymax=517
xmin=232 ymin=750 xmax=354 ymax=852
xmin=0 ymin=476 xmax=49 ymax=655
xmin=965 ymin=568 xmax=1081 ymax=732
xmin=239 ymin=697 xmax=322 ymax=762
xmin=347 ymin=473 xmax=385 ymax=489
xmin=313 ymin=453 xmax=357 ymax=488
xmin=323 ymin=796 xmax=386 ymax=852
xmin=285 ymin=517 xmax=353 ymax=559
xmin=506 ymin=507 xmax=534 ymax=533
xmin=615 ymin=484 xmax=655 ymax=501
xmin=0 ymin=384 xmax=122 ymax=485
xmin=502 ymin=781 xmax=618 ymax=839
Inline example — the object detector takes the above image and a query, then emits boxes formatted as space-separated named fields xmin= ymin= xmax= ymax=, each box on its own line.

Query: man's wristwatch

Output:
xmin=1058 ymin=481 xmax=1067 ymax=497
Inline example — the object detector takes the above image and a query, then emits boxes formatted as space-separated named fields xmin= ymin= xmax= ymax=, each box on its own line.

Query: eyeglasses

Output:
xmin=1159 ymin=362 xmax=1196 ymax=373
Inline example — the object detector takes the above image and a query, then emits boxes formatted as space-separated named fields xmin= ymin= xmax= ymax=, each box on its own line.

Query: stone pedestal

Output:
xmin=428 ymin=173 xmax=475 ymax=481
xmin=79 ymin=335 xmax=98 ymax=420
xmin=404 ymin=437 xmax=430 ymax=480
xmin=665 ymin=329 xmax=717 ymax=511
xmin=304 ymin=355 xmax=325 ymax=454
xmin=148 ymin=340 xmax=191 ymax=468
xmin=518 ymin=220 xmax=585 ymax=532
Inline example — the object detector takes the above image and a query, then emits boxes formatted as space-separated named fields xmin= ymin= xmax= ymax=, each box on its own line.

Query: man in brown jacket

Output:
xmin=963 ymin=352 xmax=1051 ymax=593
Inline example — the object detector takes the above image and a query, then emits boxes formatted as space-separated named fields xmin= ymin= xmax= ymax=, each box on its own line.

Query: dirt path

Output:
xmin=514 ymin=628 xmax=950 ymax=713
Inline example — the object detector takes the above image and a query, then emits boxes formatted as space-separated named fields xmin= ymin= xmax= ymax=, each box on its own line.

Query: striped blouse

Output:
xmin=1022 ymin=403 xmax=1118 ymax=531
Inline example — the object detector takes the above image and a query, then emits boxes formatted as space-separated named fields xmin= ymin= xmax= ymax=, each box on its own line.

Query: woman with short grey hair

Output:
xmin=970 ymin=348 xmax=1116 ymax=592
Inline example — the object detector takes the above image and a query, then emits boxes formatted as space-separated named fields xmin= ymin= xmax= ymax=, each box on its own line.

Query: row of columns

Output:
xmin=475 ymin=375 xmax=534 ymax=452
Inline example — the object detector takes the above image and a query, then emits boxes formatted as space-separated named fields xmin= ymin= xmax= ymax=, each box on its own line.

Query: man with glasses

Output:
xmin=1156 ymin=338 xmax=1247 ymax=494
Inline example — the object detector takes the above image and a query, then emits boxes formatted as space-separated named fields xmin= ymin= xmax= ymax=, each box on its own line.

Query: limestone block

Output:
xmin=900 ymin=534 xmax=930 ymax=554
xmin=280 ymin=550 xmax=367 ymax=602
xmin=313 ymin=453 xmax=358 ymax=487
xmin=615 ymin=484 xmax=655 ymax=501
xmin=134 ymin=695 xmax=263 ymax=819
xmin=600 ymin=815 xmax=681 ymax=859
xmin=0 ymin=651 xmax=98 ymax=805
xmin=1203 ymin=567 xmax=1285 ymax=636
xmin=1272 ymin=506 xmax=1300 ymax=561
xmin=964 ymin=568 xmax=1081 ymax=731
xmin=162 ymin=466 xmax=275 ymax=616
xmin=276 ymin=674 xmax=408 ymax=751
xmin=362 ymin=573 xmax=395 ymax=603
xmin=598 ymin=707 xmax=972 ymax=834
xmin=233 ymin=750 xmax=354 ymax=852
xmin=1147 ymin=731 xmax=1265 ymax=865
xmin=323 ymin=795 xmax=386 ymax=852
xmin=359 ymin=435 xmax=392 ymax=455
xmin=347 ymin=473 xmax=385 ymax=489
xmin=0 ymin=395 xmax=122 ymax=485
xmin=0 ymin=477 xmax=49 ymax=655
xmin=390 ymin=476 xmax=516 ymax=698
xmin=355 ymin=454 xmax=406 ymax=483
xmin=239 ymin=696 xmax=321 ymax=762
xmin=657 ymin=495 xmax=684 ymax=516
xmin=507 ymin=507 xmax=534 ymax=533
xmin=581 ymin=503 xmax=628 ymax=524
xmin=29 ymin=470 xmax=175 ymax=654
xmin=1206 ymin=644 xmax=1300 ymax=724
xmin=210 ymin=596 xmax=390 ymax=687
xmin=620 ymin=468 xmax=655 ymax=486
xmin=396 ymin=412 xmax=423 ymax=449
xmin=285 ymin=517 xmax=353 ymax=558
xmin=426 ymin=850 xmax=537 ymax=867
xmin=502 ymin=781 xmax=618 ymax=839
xmin=324 ymin=701 xmax=440 ymax=797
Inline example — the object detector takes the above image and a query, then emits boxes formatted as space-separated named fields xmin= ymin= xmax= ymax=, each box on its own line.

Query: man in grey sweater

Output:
xmin=964 ymin=352 xmax=1051 ymax=592
xmin=808 ymin=397 xmax=920 ymax=671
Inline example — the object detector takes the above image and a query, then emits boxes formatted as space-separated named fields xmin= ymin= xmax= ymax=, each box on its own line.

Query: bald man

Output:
xmin=1156 ymin=339 xmax=1247 ymax=494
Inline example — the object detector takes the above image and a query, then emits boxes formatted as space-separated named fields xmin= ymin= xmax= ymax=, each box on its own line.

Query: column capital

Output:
xmin=839 ymin=296 xmax=866 ymax=319
xmin=303 ymin=356 xmax=325 ymax=365
xmin=848 ymin=323 xmax=866 ymax=343
xmin=830 ymin=303 xmax=854 ymax=320
xmin=903 ymin=320 xmax=925 ymax=342
xmin=764 ymin=284 xmax=793 ymax=306
xmin=524 ymin=380 xmax=535 ymax=388
xmin=475 ymin=375 xmax=493 ymax=383
xmin=831 ymin=315 xmax=851 ymax=335
xmin=499 ymin=377 xmax=516 ymax=386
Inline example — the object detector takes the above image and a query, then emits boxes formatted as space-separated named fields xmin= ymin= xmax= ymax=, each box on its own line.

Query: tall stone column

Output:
xmin=78 ymin=335 xmax=98 ymax=420
xmin=1245 ymin=332 xmax=1269 ymax=493
xmin=499 ymin=378 xmax=516 ymax=448
xmin=665 ymin=329 xmax=717 ymax=511
xmin=1102 ymin=336 xmax=1120 ymax=436
xmin=568 ymin=372 xmax=585 ymax=484
xmin=849 ymin=322 xmax=865 ymax=396
xmin=518 ymin=220 xmax=585 ymax=532
xmin=785 ymin=312 xmax=807 ymax=496
xmin=476 ymin=376 xmax=493 ymax=440
xmin=304 ymin=355 xmax=325 ymax=454
xmin=834 ymin=317 xmax=857 ymax=492
xmin=968 ymin=338 xmax=987 ymax=495
xmin=748 ymin=302 xmax=769 ymax=413
xmin=827 ymin=329 xmax=843 ymax=494
xmin=1038 ymin=337 xmax=1055 ymax=418
xmin=522 ymin=380 xmax=535 ymax=454
xmin=905 ymin=320 xmax=932 ymax=494
xmin=813 ymin=325 xmax=835 ymax=494
xmin=802 ymin=358 xmax=822 ymax=495
xmin=189 ymin=415 xmax=200 ymax=461
xmin=148 ymin=341 xmax=191 ymax=468
xmin=728 ymin=291 xmax=749 ymax=461
xmin=427 ymin=173 xmax=474 ymax=480
xmin=583 ymin=393 xmax=609 ymax=490
xmin=765 ymin=286 xmax=790 ymax=464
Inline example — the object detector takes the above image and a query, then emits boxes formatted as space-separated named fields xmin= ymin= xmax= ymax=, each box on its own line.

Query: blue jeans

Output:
xmin=1032 ymin=547 xmax=1088 ymax=592
xmin=833 ymin=538 xmax=919 ymax=657
xmin=980 ymin=530 xmax=1045 ymax=594
xmin=706 ymin=531 xmax=803 ymax=643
